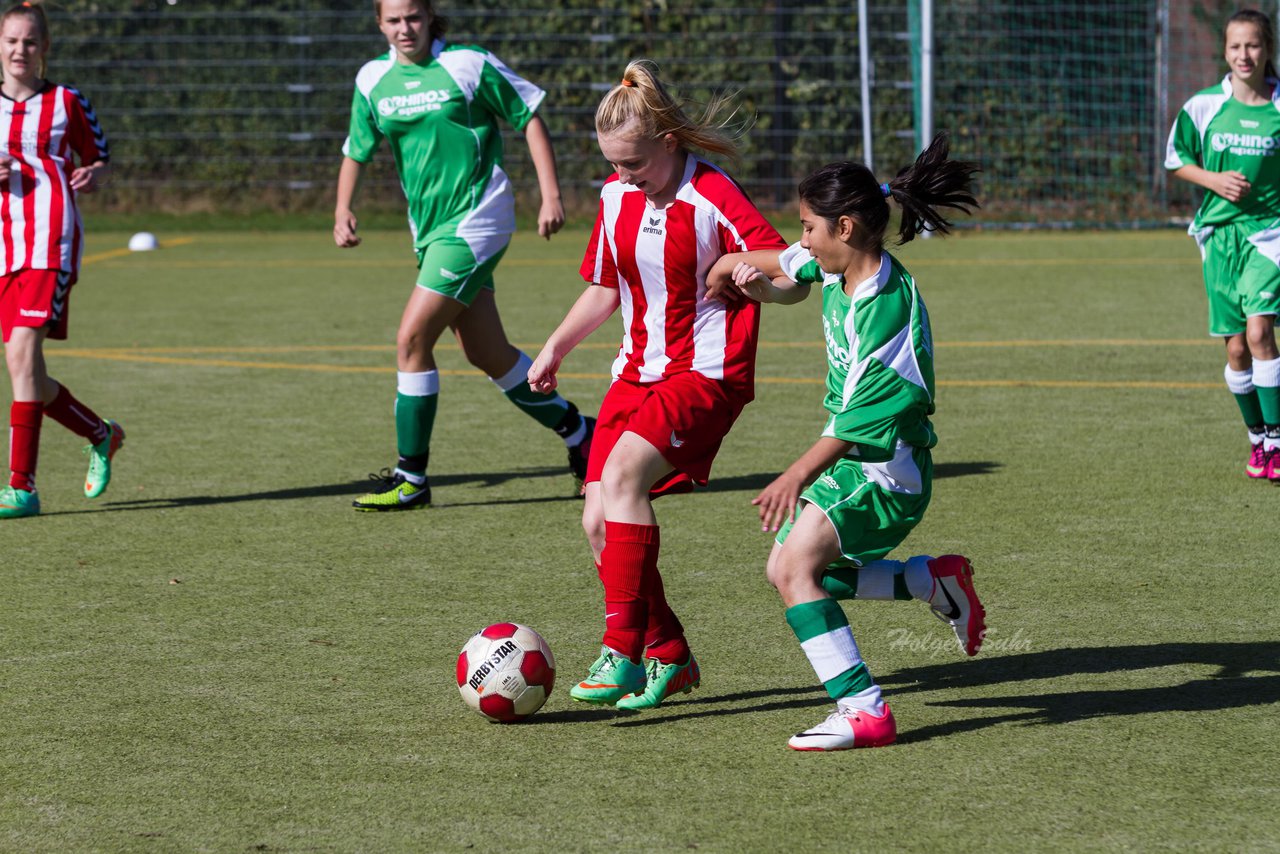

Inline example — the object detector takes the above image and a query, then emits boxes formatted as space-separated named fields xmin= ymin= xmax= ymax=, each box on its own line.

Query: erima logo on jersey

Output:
xmin=1211 ymin=131 xmax=1280 ymax=156
xmin=642 ymin=216 xmax=664 ymax=236
xmin=405 ymin=81 xmax=421 ymax=89
xmin=1241 ymin=119 xmax=1260 ymax=128
xmin=377 ymin=89 xmax=451 ymax=118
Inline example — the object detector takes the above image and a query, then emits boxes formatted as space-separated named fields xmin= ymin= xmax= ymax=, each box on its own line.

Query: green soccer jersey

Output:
xmin=780 ymin=243 xmax=936 ymax=463
xmin=342 ymin=39 xmax=545 ymax=250
xmin=1166 ymin=75 xmax=1280 ymax=227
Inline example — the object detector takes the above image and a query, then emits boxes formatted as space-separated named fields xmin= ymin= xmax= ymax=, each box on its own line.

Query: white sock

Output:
xmin=393 ymin=467 xmax=426 ymax=486
xmin=838 ymin=684 xmax=885 ymax=716
xmin=903 ymin=554 xmax=935 ymax=601
xmin=849 ymin=560 xmax=902 ymax=600
xmin=561 ymin=420 xmax=587 ymax=447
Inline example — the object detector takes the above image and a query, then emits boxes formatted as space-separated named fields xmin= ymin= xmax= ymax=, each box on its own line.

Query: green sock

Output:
xmin=491 ymin=351 xmax=573 ymax=431
xmin=1255 ymin=386 xmax=1280 ymax=429
xmin=1233 ymin=389 xmax=1264 ymax=429
xmin=785 ymin=598 xmax=874 ymax=701
xmin=395 ymin=391 xmax=437 ymax=476
xmin=503 ymin=380 xmax=571 ymax=430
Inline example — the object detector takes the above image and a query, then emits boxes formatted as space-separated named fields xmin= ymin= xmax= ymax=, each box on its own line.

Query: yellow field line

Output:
xmin=81 ymin=236 xmax=195 ymax=265
xmin=48 ymin=350 xmax=1219 ymax=390
xmin=76 ymin=252 xmax=1197 ymax=270
xmin=57 ymin=338 xmax=1218 ymax=357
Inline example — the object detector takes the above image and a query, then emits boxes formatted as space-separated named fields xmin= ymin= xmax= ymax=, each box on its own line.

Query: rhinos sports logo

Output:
xmin=822 ymin=313 xmax=851 ymax=366
xmin=1210 ymin=132 xmax=1280 ymax=156
xmin=378 ymin=89 xmax=451 ymax=118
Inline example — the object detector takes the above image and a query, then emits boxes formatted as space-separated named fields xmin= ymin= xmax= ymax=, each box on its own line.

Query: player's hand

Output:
xmin=1214 ymin=170 xmax=1252 ymax=203
xmin=752 ymin=469 xmax=806 ymax=533
xmin=528 ymin=347 xmax=562 ymax=393
xmin=538 ymin=198 xmax=565 ymax=240
xmin=69 ymin=165 xmax=101 ymax=193
xmin=731 ymin=262 xmax=774 ymax=302
xmin=0 ymin=156 xmax=11 ymax=184
xmin=704 ymin=275 xmax=740 ymax=304
xmin=334 ymin=210 xmax=361 ymax=248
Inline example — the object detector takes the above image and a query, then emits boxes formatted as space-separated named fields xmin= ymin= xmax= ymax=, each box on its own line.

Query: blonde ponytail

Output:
xmin=595 ymin=60 xmax=742 ymax=159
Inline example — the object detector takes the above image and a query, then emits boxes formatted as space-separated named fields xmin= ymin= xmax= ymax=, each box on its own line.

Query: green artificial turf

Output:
xmin=1 ymin=227 xmax=1276 ymax=851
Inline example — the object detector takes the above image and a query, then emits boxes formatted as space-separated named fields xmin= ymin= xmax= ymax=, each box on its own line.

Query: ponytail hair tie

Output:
xmin=620 ymin=78 xmax=634 ymax=87
xmin=880 ymin=182 xmax=891 ymax=198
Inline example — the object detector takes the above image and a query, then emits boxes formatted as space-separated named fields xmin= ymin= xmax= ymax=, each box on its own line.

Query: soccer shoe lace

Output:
xmin=616 ymin=653 xmax=700 ymax=710
xmin=1266 ymin=447 xmax=1280 ymax=482
xmin=352 ymin=467 xmax=431 ymax=511
xmin=569 ymin=647 xmax=646 ymax=705
xmin=0 ymin=485 xmax=40 ymax=519
xmin=84 ymin=420 xmax=125 ymax=499
xmin=787 ymin=703 xmax=897 ymax=751
xmin=566 ymin=416 xmax=596 ymax=497
xmin=927 ymin=555 xmax=987 ymax=657
xmin=1247 ymin=442 xmax=1269 ymax=479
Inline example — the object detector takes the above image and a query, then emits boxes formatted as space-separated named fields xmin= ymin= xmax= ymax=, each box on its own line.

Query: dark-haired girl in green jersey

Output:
xmin=706 ymin=133 xmax=986 ymax=751
xmin=334 ymin=0 xmax=592 ymax=511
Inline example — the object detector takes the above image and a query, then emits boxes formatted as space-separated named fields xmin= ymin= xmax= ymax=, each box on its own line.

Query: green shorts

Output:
xmin=414 ymin=236 xmax=509 ymax=306
xmin=776 ymin=445 xmax=932 ymax=567
xmin=1193 ymin=220 xmax=1280 ymax=336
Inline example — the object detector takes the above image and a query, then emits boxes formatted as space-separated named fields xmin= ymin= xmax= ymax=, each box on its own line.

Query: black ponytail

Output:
xmin=889 ymin=132 xmax=981 ymax=244
xmin=798 ymin=131 xmax=979 ymax=252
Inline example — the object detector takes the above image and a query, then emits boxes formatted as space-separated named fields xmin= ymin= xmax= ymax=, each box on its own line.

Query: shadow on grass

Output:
xmin=610 ymin=643 xmax=1280 ymax=736
xmin=933 ymin=460 xmax=1000 ymax=478
xmin=73 ymin=461 xmax=1000 ymax=514
xmin=695 ymin=461 xmax=1000 ymax=497
xmin=608 ymin=685 xmax=830 ymax=728
xmin=882 ymin=642 xmax=1280 ymax=744
xmin=67 ymin=466 xmax=570 ymax=514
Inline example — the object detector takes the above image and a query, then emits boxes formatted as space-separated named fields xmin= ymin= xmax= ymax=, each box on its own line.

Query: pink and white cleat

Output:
xmin=927 ymin=554 xmax=987 ymax=656
xmin=788 ymin=703 xmax=897 ymax=751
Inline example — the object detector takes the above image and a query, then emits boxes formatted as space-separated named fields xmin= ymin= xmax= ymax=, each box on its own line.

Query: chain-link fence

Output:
xmin=43 ymin=0 xmax=1269 ymax=226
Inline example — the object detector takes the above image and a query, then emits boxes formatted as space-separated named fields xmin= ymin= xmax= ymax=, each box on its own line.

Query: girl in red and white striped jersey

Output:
xmin=0 ymin=1 xmax=120 ymax=520
xmin=529 ymin=60 xmax=786 ymax=710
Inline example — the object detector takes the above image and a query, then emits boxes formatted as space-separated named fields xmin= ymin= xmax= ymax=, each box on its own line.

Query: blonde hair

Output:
xmin=595 ymin=60 xmax=741 ymax=159
xmin=2 ymin=1 xmax=50 ymax=78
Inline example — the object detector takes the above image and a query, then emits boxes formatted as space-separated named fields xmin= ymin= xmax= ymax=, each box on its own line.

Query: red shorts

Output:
xmin=0 ymin=269 xmax=73 ymax=343
xmin=587 ymin=372 xmax=746 ymax=497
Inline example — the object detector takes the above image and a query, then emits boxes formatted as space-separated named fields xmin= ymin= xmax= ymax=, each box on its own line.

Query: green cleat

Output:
xmin=352 ymin=468 xmax=431 ymax=512
xmin=84 ymin=420 xmax=125 ymax=499
xmin=569 ymin=647 xmax=646 ymax=705
xmin=616 ymin=653 xmax=700 ymax=710
xmin=0 ymin=486 xmax=40 ymax=519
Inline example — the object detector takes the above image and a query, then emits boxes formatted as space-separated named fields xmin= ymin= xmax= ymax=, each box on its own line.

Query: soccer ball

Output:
xmin=456 ymin=623 xmax=556 ymax=722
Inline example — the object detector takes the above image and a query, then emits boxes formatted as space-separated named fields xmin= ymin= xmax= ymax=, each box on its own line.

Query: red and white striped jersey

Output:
xmin=0 ymin=83 xmax=110 ymax=279
xmin=580 ymin=155 xmax=785 ymax=398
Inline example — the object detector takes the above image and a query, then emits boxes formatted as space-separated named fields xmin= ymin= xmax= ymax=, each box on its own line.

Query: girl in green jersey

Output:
xmin=707 ymin=134 xmax=985 ymax=750
xmin=1168 ymin=9 xmax=1280 ymax=479
xmin=334 ymin=0 xmax=592 ymax=511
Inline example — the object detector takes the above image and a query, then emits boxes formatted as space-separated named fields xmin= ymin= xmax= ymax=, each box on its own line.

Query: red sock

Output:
xmin=9 ymin=401 xmax=42 ymax=491
xmin=644 ymin=571 xmax=690 ymax=665
xmin=600 ymin=521 xmax=660 ymax=662
xmin=43 ymin=384 xmax=108 ymax=444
